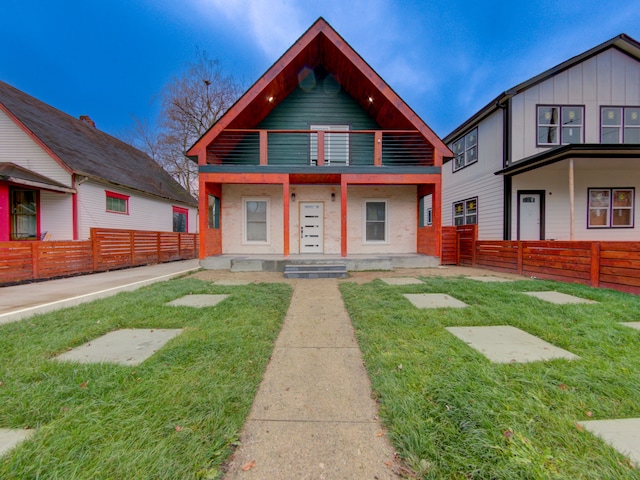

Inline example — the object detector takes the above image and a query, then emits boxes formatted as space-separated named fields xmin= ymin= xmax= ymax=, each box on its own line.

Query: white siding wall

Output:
xmin=442 ymin=110 xmax=504 ymax=239
xmin=511 ymin=48 xmax=640 ymax=162
xmin=40 ymin=191 xmax=73 ymax=240
xmin=512 ymin=158 xmax=640 ymax=240
xmin=0 ymin=109 xmax=72 ymax=185
xmin=76 ymin=180 xmax=197 ymax=239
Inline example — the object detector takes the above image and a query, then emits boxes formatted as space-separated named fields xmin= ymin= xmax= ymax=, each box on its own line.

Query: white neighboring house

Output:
xmin=443 ymin=34 xmax=640 ymax=241
xmin=0 ymin=80 xmax=197 ymax=241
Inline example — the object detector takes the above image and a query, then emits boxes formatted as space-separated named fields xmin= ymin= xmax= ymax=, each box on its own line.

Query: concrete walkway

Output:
xmin=0 ymin=259 xmax=200 ymax=325
xmin=224 ymin=279 xmax=401 ymax=479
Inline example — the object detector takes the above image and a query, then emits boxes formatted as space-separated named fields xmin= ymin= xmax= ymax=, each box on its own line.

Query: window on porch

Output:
xmin=588 ymin=188 xmax=634 ymax=228
xmin=10 ymin=188 xmax=38 ymax=240
xmin=364 ymin=200 xmax=387 ymax=243
xmin=244 ymin=198 xmax=269 ymax=243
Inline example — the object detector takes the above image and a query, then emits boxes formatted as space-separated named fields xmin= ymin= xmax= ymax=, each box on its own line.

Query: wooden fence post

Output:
xmin=517 ymin=242 xmax=523 ymax=275
xmin=590 ymin=242 xmax=601 ymax=288
xmin=91 ymin=228 xmax=99 ymax=271
xmin=130 ymin=231 xmax=135 ymax=266
xmin=31 ymin=242 xmax=39 ymax=279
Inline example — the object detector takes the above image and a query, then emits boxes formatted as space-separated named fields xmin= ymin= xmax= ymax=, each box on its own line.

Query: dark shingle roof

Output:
xmin=0 ymin=80 xmax=196 ymax=206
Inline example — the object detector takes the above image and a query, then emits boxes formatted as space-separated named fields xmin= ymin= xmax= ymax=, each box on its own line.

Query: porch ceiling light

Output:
xmin=368 ymin=96 xmax=374 ymax=103
xmin=268 ymin=95 xmax=275 ymax=103
xmin=291 ymin=192 xmax=296 ymax=201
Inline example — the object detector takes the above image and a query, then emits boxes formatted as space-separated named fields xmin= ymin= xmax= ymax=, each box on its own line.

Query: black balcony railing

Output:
xmin=205 ymin=129 xmax=434 ymax=167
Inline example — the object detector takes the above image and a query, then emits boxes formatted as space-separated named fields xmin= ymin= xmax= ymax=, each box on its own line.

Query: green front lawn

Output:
xmin=340 ymin=277 xmax=640 ymax=479
xmin=0 ymin=278 xmax=291 ymax=479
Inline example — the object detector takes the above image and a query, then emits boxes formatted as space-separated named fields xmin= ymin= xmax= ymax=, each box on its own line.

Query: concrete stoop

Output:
xmin=283 ymin=263 xmax=348 ymax=279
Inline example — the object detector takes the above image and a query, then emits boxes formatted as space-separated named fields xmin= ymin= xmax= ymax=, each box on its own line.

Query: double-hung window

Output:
xmin=537 ymin=105 xmax=584 ymax=146
xmin=451 ymin=128 xmax=477 ymax=171
xmin=208 ymin=195 xmax=220 ymax=229
xmin=601 ymin=107 xmax=640 ymax=144
xmin=588 ymin=188 xmax=634 ymax=228
xmin=364 ymin=200 xmax=387 ymax=243
xmin=243 ymin=198 xmax=269 ymax=243
xmin=419 ymin=194 xmax=432 ymax=227
xmin=453 ymin=197 xmax=477 ymax=226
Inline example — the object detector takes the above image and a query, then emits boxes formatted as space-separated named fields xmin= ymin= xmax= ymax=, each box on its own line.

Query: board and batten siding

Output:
xmin=512 ymin=158 xmax=640 ymax=241
xmin=510 ymin=47 xmax=640 ymax=162
xmin=76 ymin=180 xmax=197 ymax=239
xmin=0 ymin=109 xmax=72 ymax=186
xmin=442 ymin=110 xmax=504 ymax=240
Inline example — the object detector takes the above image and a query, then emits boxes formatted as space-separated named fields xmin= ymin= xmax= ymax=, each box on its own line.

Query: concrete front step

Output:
xmin=283 ymin=264 xmax=348 ymax=279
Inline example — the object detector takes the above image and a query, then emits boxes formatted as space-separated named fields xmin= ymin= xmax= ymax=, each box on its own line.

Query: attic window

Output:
xmin=106 ymin=191 xmax=129 ymax=214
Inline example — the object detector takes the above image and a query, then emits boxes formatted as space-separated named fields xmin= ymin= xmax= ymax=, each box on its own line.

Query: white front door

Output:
xmin=299 ymin=202 xmax=323 ymax=253
xmin=519 ymin=193 xmax=541 ymax=240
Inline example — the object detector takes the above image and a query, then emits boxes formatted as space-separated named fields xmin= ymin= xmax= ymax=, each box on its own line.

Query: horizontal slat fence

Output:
xmin=469 ymin=236 xmax=640 ymax=295
xmin=0 ymin=228 xmax=198 ymax=285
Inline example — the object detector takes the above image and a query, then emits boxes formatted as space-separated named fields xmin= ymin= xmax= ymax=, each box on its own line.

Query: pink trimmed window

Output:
xmin=173 ymin=206 xmax=188 ymax=232
xmin=106 ymin=190 xmax=129 ymax=214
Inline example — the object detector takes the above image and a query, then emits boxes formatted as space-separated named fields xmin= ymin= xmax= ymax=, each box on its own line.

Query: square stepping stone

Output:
xmin=213 ymin=279 xmax=250 ymax=286
xmin=0 ymin=429 xmax=34 ymax=457
xmin=54 ymin=329 xmax=182 ymax=366
xmin=523 ymin=291 xmax=596 ymax=304
xmin=621 ymin=322 xmax=640 ymax=331
xmin=167 ymin=294 xmax=229 ymax=308
xmin=404 ymin=293 xmax=467 ymax=309
xmin=578 ymin=418 xmax=640 ymax=466
xmin=381 ymin=278 xmax=423 ymax=285
xmin=466 ymin=276 xmax=514 ymax=283
xmin=445 ymin=326 xmax=580 ymax=363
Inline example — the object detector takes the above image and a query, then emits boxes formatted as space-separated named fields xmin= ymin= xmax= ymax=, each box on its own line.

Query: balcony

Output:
xmin=204 ymin=129 xmax=435 ymax=168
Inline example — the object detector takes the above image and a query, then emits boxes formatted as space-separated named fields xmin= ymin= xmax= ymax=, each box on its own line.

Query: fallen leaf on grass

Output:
xmin=576 ymin=423 xmax=584 ymax=431
xmin=241 ymin=460 xmax=256 ymax=471
xmin=503 ymin=429 xmax=513 ymax=439
xmin=79 ymin=381 xmax=89 ymax=389
xmin=376 ymin=431 xmax=384 ymax=437
xmin=585 ymin=411 xmax=593 ymax=417
xmin=558 ymin=384 xmax=567 ymax=390
xmin=175 ymin=425 xmax=183 ymax=432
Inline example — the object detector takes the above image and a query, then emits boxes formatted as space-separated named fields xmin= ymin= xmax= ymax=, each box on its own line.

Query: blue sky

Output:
xmin=2 ymin=1 xmax=640 ymax=139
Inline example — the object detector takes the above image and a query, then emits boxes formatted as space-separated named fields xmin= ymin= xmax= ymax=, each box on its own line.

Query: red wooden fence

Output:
xmin=445 ymin=225 xmax=640 ymax=295
xmin=0 ymin=228 xmax=198 ymax=285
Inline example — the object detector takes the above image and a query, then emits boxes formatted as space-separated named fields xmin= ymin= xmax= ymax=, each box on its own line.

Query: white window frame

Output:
xmin=242 ymin=197 xmax=270 ymax=244
xmin=451 ymin=128 xmax=477 ymax=172
xmin=363 ymin=199 xmax=388 ymax=244
xmin=310 ymin=124 xmax=350 ymax=165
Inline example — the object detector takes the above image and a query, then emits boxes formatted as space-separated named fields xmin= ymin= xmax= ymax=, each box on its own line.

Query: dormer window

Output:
xmin=451 ymin=128 xmax=477 ymax=172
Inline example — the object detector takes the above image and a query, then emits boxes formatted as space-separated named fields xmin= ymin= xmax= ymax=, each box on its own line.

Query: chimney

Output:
xmin=79 ymin=115 xmax=96 ymax=128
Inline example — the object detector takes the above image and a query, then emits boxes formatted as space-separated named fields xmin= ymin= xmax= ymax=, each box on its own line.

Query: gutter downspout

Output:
xmin=499 ymin=96 xmax=512 ymax=240
xmin=72 ymin=175 xmax=78 ymax=240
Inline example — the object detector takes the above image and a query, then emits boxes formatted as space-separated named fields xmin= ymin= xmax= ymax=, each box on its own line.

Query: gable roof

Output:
xmin=444 ymin=33 xmax=640 ymax=145
xmin=188 ymin=17 xmax=452 ymax=160
xmin=0 ymin=80 xmax=196 ymax=206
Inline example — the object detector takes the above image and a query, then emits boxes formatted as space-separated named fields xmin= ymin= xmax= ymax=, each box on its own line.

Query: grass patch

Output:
xmin=0 ymin=277 xmax=291 ymax=479
xmin=341 ymin=276 xmax=640 ymax=479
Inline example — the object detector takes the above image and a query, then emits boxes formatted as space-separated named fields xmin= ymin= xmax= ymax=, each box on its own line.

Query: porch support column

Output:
xmin=283 ymin=177 xmax=290 ymax=257
xmin=569 ymin=158 xmax=575 ymax=240
xmin=198 ymin=175 xmax=208 ymax=259
xmin=433 ymin=151 xmax=443 ymax=258
xmin=341 ymin=176 xmax=348 ymax=257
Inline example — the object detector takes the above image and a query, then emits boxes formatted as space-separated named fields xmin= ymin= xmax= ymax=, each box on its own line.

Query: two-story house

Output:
xmin=188 ymin=18 xmax=452 ymax=269
xmin=443 ymin=34 xmax=640 ymax=241
xmin=0 ymin=80 xmax=198 ymax=242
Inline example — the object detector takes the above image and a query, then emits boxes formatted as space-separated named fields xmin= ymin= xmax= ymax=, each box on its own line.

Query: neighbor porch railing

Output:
xmin=442 ymin=225 xmax=640 ymax=295
xmin=205 ymin=129 xmax=435 ymax=167
xmin=0 ymin=228 xmax=198 ymax=285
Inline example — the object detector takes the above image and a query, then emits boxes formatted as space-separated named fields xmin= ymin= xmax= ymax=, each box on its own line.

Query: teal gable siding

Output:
xmin=257 ymin=69 xmax=379 ymax=166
